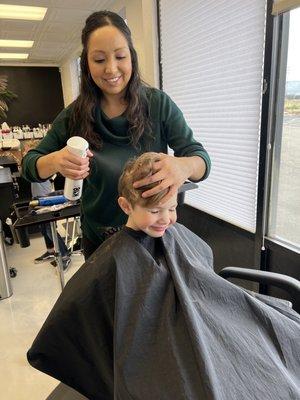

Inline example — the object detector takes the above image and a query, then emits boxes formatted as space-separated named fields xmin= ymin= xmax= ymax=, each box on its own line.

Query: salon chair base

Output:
xmin=46 ymin=383 xmax=88 ymax=400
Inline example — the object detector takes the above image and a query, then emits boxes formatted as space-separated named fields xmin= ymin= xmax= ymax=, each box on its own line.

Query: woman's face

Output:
xmin=87 ymin=25 xmax=132 ymax=101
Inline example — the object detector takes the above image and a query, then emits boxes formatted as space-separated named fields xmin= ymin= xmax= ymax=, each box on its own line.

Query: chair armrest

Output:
xmin=177 ymin=181 xmax=198 ymax=205
xmin=219 ymin=267 xmax=300 ymax=297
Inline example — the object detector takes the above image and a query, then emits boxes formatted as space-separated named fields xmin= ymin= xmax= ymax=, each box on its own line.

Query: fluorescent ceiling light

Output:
xmin=0 ymin=52 xmax=29 ymax=59
xmin=0 ymin=4 xmax=47 ymax=20
xmin=0 ymin=39 xmax=34 ymax=48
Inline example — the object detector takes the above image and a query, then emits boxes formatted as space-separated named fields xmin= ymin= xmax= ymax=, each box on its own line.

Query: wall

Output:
xmin=110 ymin=0 xmax=159 ymax=87
xmin=265 ymin=239 xmax=300 ymax=310
xmin=0 ymin=66 xmax=64 ymax=127
xmin=60 ymin=57 xmax=80 ymax=107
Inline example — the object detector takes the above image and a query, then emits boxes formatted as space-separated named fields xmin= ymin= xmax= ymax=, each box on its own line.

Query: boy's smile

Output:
xmin=119 ymin=194 xmax=178 ymax=238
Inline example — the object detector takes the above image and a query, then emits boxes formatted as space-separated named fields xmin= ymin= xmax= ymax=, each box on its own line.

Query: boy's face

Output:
xmin=119 ymin=194 xmax=178 ymax=237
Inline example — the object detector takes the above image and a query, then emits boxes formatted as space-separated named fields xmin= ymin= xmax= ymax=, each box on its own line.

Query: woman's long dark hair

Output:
xmin=69 ymin=11 xmax=152 ymax=149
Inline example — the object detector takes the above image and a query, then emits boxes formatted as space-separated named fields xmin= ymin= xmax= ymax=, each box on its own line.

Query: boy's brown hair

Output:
xmin=118 ymin=152 xmax=169 ymax=207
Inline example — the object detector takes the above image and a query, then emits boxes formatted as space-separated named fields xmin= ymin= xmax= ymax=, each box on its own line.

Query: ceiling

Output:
xmin=0 ymin=0 xmax=115 ymax=66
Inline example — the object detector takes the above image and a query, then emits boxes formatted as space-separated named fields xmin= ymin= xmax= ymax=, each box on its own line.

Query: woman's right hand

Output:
xmin=52 ymin=147 xmax=94 ymax=180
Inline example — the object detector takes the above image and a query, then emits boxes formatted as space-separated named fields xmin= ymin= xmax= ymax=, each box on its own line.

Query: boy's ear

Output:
xmin=118 ymin=197 xmax=133 ymax=215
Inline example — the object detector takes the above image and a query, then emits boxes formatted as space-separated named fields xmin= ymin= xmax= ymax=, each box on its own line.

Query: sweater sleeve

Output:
xmin=159 ymin=90 xmax=211 ymax=181
xmin=22 ymin=109 xmax=71 ymax=182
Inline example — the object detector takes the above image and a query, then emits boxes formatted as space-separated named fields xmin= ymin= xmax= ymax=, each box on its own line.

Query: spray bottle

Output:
xmin=64 ymin=136 xmax=89 ymax=201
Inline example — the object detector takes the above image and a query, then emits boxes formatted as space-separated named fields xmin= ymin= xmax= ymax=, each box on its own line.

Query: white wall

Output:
xmin=60 ymin=55 xmax=80 ymax=107
xmin=59 ymin=0 xmax=159 ymax=106
xmin=111 ymin=0 xmax=159 ymax=87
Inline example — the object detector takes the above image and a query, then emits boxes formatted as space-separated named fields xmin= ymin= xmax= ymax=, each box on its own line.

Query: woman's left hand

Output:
xmin=133 ymin=153 xmax=193 ymax=204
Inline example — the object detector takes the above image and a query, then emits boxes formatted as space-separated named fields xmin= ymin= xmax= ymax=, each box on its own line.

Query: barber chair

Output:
xmin=46 ymin=383 xmax=88 ymax=400
xmin=219 ymin=267 xmax=300 ymax=313
xmin=45 ymin=270 xmax=300 ymax=400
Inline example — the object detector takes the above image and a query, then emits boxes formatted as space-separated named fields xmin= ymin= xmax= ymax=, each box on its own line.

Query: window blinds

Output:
xmin=159 ymin=0 xmax=267 ymax=233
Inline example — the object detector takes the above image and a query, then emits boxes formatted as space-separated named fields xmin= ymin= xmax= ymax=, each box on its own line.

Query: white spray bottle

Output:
xmin=64 ymin=136 xmax=89 ymax=201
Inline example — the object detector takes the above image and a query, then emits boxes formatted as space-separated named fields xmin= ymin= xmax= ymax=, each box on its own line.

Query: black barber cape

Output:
xmin=27 ymin=223 xmax=300 ymax=400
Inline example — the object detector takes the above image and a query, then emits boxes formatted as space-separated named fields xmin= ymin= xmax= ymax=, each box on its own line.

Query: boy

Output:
xmin=118 ymin=152 xmax=178 ymax=242
xmin=28 ymin=153 xmax=300 ymax=400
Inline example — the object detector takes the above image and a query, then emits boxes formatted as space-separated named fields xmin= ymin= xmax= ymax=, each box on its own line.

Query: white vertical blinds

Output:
xmin=160 ymin=0 xmax=267 ymax=233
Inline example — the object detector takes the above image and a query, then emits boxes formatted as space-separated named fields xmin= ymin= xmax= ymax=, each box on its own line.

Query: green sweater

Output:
xmin=22 ymin=87 xmax=211 ymax=246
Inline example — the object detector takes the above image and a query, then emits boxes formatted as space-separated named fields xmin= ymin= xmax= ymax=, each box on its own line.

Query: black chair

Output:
xmin=219 ymin=267 xmax=300 ymax=313
xmin=45 ymin=267 xmax=300 ymax=399
xmin=46 ymin=383 xmax=88 ymax=400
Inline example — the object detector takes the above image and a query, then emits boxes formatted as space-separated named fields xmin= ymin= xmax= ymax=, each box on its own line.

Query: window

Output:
xmin=268 ymin=7 xmax=300 ymax=250
xmin=159 ymin=0 xmax=267 ymax=232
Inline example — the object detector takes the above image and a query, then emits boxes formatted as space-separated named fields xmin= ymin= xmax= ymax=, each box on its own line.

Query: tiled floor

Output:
xmin=0 ymin=229 xmax=84 ymax=400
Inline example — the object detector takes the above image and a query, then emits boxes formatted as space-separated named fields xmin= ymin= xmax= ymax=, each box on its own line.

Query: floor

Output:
xmin=0 ymin=227 xmax=84 ymax=400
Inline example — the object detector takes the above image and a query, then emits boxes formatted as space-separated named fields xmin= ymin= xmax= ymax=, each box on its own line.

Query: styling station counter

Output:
xmin=13 ymin=201 xmax=80 ymax=290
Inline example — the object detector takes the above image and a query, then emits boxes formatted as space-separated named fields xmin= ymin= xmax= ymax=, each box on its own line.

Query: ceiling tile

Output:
xmin=0 ymin=0 xmax=113 ymax=65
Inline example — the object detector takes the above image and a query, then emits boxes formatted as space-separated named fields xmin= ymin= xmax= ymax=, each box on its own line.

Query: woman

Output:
xmin=22 ymin=11 xmax=211 ymax=259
